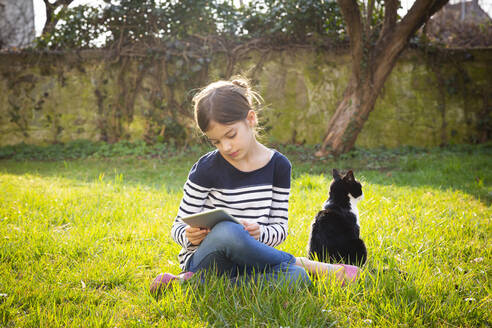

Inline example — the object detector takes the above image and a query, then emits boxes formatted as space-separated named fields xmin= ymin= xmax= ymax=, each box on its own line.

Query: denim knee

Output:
xmin=265 ymin=262 xmax=311 ymax=287
xmin=287 ymin=265 xmax=311 ymax=286
xmin=205 ymin=221 xmax=248 ymax=252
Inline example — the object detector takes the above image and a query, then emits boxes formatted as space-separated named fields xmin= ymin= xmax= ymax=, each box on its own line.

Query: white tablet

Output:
xmin=180 ymin=209 xmax=241 ymax=229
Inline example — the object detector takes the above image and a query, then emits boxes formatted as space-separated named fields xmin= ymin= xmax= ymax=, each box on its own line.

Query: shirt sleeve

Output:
xmin=171 ymin=165 xmax=211 ymax=250
xmin=259 ymin=154 xmax=291 ymax=247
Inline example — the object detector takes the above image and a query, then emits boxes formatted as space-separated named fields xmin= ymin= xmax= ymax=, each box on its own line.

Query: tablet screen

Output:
xmin=181 ymin=209 xmax=241 ymax=229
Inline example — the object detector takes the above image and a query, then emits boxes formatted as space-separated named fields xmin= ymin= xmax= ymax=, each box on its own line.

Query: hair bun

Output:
xmin=231 ymin=79 xmax=249 ymax=89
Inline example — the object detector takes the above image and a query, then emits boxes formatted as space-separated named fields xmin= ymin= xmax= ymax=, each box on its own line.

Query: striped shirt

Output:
xmin=171 ymin=149 xmax=292 ymax=270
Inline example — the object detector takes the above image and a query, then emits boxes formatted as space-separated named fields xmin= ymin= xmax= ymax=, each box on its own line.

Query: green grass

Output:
xmin=0 ymin=144 xmax=490 ymax=327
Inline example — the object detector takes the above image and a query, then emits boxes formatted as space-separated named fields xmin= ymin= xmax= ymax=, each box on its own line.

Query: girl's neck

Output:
xmin=224 ymin=140 xmax=273 ymax=173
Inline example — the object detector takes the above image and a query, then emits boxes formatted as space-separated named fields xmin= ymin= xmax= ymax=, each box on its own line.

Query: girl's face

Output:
xmin=205 ymin=110 xmax=257 ymax=163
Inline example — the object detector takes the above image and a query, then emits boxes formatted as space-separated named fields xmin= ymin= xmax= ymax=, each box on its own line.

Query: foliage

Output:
xmin=36 ymin=5 xmax=104 ymax=49
xmin=103 ymin=0 xmax=221 ymax=44
xmin=239 ymin=0 xmax=346 ymax=42
xmin=0 ymin=145 xmax=490 ymax=326
xmin=36 ymin=0 xmax=350 ymax=50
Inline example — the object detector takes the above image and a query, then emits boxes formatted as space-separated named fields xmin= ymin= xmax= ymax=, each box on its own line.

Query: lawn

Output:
xmin=0 ymin=144 xmax=490 ymax=327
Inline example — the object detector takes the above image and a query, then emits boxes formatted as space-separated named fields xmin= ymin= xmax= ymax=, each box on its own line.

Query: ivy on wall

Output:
xmin=423 ymin=47 xmax=492 ymax=144
xmin=29 ymin=0 xmax=356 ymax=144
xmin=1 ymin=48 xmax=490 ymax=147
xmin=3 ymin=1 xmax=488 ymax=146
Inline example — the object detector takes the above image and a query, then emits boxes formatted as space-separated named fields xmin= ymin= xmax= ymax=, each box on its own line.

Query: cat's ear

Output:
xmin=344 ymin=170 xmax=355 ymax=181
xmin=332 ymin=168 xmax=341 ymax=181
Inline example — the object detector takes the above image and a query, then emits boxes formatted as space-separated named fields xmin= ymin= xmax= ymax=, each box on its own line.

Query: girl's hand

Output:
xmin=241 ymin=221 xmax=261 ymax=240
xmin=185 ymin=226 xmax=210 ymax=245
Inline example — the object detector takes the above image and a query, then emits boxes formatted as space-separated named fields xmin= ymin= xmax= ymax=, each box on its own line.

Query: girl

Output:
xmin=150 ymin=78 xmax=359 ymax=294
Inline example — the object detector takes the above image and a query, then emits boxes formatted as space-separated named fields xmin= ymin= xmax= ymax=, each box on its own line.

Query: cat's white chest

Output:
xmin=323 ymin=194 xmax=363 ymax=226
xmin=349 ymin=194 xmax=363 ymax=226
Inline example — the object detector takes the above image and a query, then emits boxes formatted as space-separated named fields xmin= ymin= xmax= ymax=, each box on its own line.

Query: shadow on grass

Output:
xmin=288 ymin=144 xmax=492 ymax=206
xmin=0 ymin=144 xmax=490 ymax=204
xmin=0 ymin=153 xmax=198 ymax=192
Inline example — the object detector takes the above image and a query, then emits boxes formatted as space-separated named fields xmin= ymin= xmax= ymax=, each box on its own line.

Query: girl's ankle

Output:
xmin=334 ymin=265 xmax=346 ymax=282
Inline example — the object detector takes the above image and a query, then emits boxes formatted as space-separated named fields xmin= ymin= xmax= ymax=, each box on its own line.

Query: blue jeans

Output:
xmin=186 ymin=221 xmax=311 ymax=287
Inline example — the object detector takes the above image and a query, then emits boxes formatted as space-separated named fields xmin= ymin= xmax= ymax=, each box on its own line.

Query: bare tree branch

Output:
xmin=318 ymin=0 xmax=450 ymax=156
xmin=365 ymin=0 xmax=375 ymax=39
xmin=374 ymin=0 xmax=448 ymax=68
xmin=398 ymin=0 xmax=448 ymax=39
xmin=379 ymin=0 xmax=399 ymax=40
xmin=337 ymin=0 xmax=364 ymax=81
xmin=41 ymin=0 xmax=75 ymax=36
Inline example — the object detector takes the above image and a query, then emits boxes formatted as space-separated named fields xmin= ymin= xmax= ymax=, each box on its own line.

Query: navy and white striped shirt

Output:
xmin=171 ymin=149 xmax=292 ymax=270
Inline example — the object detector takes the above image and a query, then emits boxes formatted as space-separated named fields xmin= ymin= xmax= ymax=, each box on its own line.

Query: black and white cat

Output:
xmin=307 ymin=169 xmax=367 ymax=266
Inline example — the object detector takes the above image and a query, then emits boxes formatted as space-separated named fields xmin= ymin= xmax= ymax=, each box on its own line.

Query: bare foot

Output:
xmin=295 ymin=257 xmax=348 ymax=284
xmin=333 ymin=265 xmax=346 ymax=282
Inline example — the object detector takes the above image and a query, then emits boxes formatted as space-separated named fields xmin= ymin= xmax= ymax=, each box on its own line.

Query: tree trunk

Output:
xmin=41 ymin=0 xmax=74 ymax=37
xmin=315 ymin=57 xmax=398 ymax=156
xmin=316 ymin=0 xmax=449 ymax=156
xmin=316 ymin=34 xmax=410 ymax=156
xmin=317 ymin=82 xmax=372 ymax=156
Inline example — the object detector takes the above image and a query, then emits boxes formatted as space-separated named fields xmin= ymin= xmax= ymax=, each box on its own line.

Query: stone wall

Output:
xmin=0 ymin=0 xmax=35 ymax=48
xmin=0 ymin=48 xmax=490 ymax=148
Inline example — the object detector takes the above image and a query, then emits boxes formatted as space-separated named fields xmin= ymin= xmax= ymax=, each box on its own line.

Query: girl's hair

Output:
xmin=193 ymin=77 xmax=262 ymax=133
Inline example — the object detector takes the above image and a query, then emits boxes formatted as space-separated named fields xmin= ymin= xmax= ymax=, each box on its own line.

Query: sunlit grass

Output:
xmin=0 ymin=145 xmax=490 ymax=327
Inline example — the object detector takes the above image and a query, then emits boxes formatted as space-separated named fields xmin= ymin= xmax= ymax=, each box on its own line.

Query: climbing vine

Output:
xmin=30 ymin=0 xmax=352 ymax=144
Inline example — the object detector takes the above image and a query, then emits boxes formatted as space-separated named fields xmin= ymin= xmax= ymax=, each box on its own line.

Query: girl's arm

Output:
xmin=259 ymin=185 xmax=290 ymax=247
xmin=259 ymin=221 xmax=288 ymax=247
xmin=260 ymin=154 xmax=291 ymax=247
xmin=171 ymin=179 xmax=210 ymax=249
